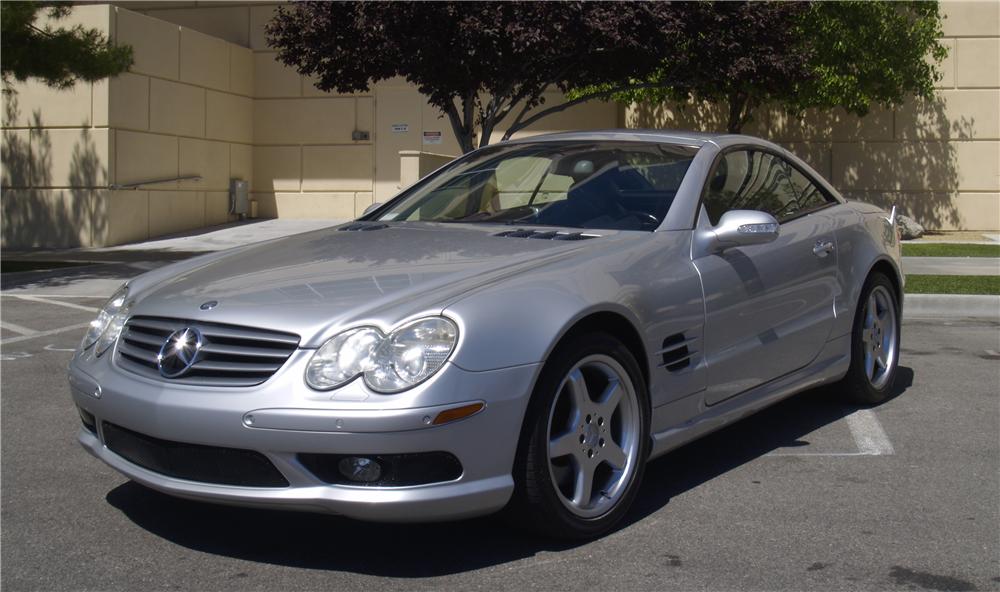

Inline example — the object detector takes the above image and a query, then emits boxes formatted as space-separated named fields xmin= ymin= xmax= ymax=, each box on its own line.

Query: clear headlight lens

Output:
xmin=80 ymin=285 xmax=129 ymax=353
xmin=305 ymin=317 xmax=458 ymax=393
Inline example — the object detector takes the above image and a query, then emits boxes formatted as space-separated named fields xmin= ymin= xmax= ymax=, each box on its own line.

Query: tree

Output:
xmin=267 ymin=1 xmax=686 ymax=153
xmin=616 ymin=1 xmax=948 ymax=133
xmin=1 ymin=1 xmax=133 ymax=89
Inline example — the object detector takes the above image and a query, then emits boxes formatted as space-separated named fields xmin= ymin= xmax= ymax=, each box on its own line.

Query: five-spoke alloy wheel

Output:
xmin=546 ymin=355 xmax=641 ymax=518
xmin=511 ymin=332 xmax=649 ymax=539
xmin=842 ymin=272 xmax=901 ymax=404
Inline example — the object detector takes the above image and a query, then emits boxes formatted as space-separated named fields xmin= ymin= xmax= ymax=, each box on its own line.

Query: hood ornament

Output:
xmin=157 ymin=327 xmax=203 ymax=378
xmin=200 ymin=300 xmax=218 ymax=310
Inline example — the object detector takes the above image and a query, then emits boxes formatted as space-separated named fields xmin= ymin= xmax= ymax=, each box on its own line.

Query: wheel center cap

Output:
xmin=583 ymin=423 xmax=600 ymax=447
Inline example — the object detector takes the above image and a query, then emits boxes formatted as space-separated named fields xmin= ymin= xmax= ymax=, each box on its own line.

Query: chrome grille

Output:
xmin=116 ymin=316 xmax=300 ymax=387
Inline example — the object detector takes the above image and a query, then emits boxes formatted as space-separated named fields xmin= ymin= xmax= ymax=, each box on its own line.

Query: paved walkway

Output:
xmin=902 ymin=257 xmax=1000 ymax=276
xmin=2 ymin=219 xmax=343 ymax=264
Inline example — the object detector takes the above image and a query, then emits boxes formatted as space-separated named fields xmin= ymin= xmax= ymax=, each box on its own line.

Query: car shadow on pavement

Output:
xmin=105 ymin=366 xmax=914 ymax=577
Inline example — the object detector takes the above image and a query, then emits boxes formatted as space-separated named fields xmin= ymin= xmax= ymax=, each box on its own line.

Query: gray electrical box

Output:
xmin=229 ymin=179 xmax=249 ymax=216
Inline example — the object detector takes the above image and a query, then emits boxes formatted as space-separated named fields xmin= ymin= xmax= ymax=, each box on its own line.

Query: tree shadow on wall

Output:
xmin=1 ymin=90 xmax=108 ymax=249
xmin=628 ymin=96 xmax=968 ymax=230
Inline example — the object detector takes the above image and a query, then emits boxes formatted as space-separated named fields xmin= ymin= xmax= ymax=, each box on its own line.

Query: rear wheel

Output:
xmin=841 ymin=273 xmax=901 ymax=404
xmin=510 ymin=333 xmax=649 ymax=539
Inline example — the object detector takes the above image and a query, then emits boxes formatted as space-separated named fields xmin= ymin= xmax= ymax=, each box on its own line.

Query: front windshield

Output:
xmin=373 ymin=141 xmax=697 ymax=231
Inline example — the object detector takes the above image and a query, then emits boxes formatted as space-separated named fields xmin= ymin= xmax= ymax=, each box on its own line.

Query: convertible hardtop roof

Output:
xmin=504 ymin=129 xmax=776 ymax=151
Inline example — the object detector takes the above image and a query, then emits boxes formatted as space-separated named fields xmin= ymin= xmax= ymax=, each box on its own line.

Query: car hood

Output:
xmin=129 ymin=222 xmax=624 ymax=346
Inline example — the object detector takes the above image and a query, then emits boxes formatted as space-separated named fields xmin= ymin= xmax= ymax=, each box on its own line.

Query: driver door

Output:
xmin=693 ymin=149 xmax=840 ymax=405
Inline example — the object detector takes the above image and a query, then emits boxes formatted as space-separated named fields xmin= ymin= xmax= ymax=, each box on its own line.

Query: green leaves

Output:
xmin=1 ymin=1 xmax=133 ymax=89
xmin=617 ymin=1 xmax=947 ymax=133
xmin=797 ymin=1 xmax=946 ymax=116
xmin=267 ymin=1 xmax=689 ymax=153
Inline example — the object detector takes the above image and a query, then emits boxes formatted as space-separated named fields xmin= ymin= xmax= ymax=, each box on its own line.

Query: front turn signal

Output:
xmin=433 ymin=402 xmax=485 ymax=425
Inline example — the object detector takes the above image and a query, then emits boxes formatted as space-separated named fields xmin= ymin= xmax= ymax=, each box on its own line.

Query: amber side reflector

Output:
xmin=433 ymin=402 xmax=485 ymax=425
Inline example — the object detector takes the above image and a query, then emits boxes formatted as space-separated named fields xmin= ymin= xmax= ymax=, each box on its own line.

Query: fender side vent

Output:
xmin=494 ymin=229 xmax=599 ymax=240
xmin=339 ymin=223 xmax=389 ymax=231
xmin=658 ymin=333 xmax=698 ymax=372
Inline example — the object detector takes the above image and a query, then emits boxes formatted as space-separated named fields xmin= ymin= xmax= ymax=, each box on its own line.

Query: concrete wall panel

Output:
xmin=302 ymin=145 xmax=373 ymax=192
xmin=142 ymin=6 xmax=250 ymax=46
xmin=149 ymin=79 xmax=206 ymax=137
xmin=148 ymin=190 xmax=206 ymax=236
xmin=254 ymin=98 xmax=355 ymax=144
xmin=109 ymin=73 xmax=150 ymax=131
xmin=1 ymin=81 xmax=94 ymax=128
xmin=253 ymin=146 xmax=300 ymax=192
xmin=116 ymin=8 xmax=179 ymax=80
xmin=101 ymin=190 xmax=150 ymax=246
xmin=254 ymin=52 xmax=301 ymax=98
xmin=206 ymin=91 xmax=252 ymax=143
xmin=180 ymin=27 xmax=231 ymax=92
xmin=230 ymin=46 xmax=254 ymax=97
xmin=179 ymin=138 xmax=230 ymax=190
xmin=940 ymin=0 xmax=1000 ymax=37
xmin=115 ymin=130 xmax=178 ymax=188
xmin=40 ymin=128 xmax=110 ymax=189
xmin=204 ymin=190 xmax=232 ymax=226
xmin=956 ymin=38 xmax=1000 ymax=88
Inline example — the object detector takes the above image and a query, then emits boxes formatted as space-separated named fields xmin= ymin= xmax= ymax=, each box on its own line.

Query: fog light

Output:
xmin=337 ymin=456 xmax=382 ymax=483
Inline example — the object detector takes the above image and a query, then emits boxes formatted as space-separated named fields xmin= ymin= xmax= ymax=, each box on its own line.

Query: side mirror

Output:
xmin=362 ymin=202 xmax=383 ymax=216
xmin=695 ymin=210 xmax=779 ymax=257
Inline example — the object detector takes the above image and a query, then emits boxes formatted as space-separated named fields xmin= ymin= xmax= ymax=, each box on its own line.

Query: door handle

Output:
xmin=812 ymin=240 xmax=835 ymax=258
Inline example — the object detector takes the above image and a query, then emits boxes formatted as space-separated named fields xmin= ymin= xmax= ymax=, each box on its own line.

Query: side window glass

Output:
xmin=787 ymin=164 xmax=834 ymax=217
xmin=703 ymin=150 xmax=814 ymax=225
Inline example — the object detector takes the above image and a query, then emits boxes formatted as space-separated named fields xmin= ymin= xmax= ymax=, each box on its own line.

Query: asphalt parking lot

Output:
xmin=1 ymin=286 xmax=998 ymax=591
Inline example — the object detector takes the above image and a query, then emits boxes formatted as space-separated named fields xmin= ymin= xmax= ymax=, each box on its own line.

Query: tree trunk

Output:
xmin=726 ymin=93 xmax=747 ymax=133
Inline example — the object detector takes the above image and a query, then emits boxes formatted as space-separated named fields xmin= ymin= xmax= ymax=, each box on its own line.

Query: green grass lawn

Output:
xmin=905 ymin=274 xmax=1000 ymax=295
xmin=901 ymin=243 xmax=1000 ymax=257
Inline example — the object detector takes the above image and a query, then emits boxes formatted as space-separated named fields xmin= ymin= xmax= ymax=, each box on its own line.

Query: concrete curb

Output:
xmin=903 ymin=294 xmax=1000 ymax=320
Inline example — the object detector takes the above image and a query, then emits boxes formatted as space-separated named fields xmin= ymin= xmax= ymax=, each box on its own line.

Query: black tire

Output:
xmin=840 ymin=272 xmax=901 ymax=404
xmin=508 ymin=332 xmax=650 ymax=539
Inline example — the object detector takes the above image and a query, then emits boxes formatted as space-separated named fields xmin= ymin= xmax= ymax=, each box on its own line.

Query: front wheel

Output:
xmin=509 ymin=333 xmax=649 ymax=539
xmin=840 ymin=273 xmax=901 ymax=404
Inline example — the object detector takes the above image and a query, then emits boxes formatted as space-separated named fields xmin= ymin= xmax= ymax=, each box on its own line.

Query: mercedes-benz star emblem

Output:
xmin=157 ymin=327 xmax=203 ymax=378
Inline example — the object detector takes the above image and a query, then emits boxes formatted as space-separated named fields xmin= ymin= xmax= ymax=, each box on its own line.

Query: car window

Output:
xmin=786 ymin=164 xmax=834 ymax=216
xmin=703 ymin=150 xmax=832 ymax=225
xmin=378 ymin=141 xmax=696 ymax=231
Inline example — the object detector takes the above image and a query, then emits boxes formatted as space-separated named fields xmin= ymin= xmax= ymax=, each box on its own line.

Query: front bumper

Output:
xmin=70 ymin=351 xmax=541 ymax=522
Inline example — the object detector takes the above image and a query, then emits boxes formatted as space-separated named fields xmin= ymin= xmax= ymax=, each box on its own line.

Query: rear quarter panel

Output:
xmin=827 ymin=202 xmax=904 ymax=338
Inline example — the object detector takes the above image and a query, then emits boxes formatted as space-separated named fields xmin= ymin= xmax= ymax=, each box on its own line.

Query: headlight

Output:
xmin=80 ymin=285 xmax=129 ymax=354
xmin=306 ymin=317 xmax=458 ymax=393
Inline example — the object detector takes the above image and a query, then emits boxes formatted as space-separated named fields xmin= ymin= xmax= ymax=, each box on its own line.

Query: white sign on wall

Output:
xmin=422 ymin=131 xmax=443 ymax=145
xmin=390 ymin=123 xmax=409 ymax=133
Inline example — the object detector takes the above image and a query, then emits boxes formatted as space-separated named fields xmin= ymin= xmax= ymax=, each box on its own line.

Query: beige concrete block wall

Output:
xmin=140 ymin=2 xmax=376 ymax=220
xmin=1 ymin=5 xmax=114 ymax=248
xmin=104 ymin=6 xmax=253 ymax=246
xmin=6 ymin=1 xmax=995 ymax=249
xmin=627 ymin=0 xmax=1000 ymax=231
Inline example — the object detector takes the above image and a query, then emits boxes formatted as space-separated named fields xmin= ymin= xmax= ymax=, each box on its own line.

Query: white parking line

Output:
xmin=766 ymin=409 xmax=894 ymax=457
xmin=0 ymin=323 xmax=90 ymax=346
xmin=8 ymin=294 xmax=99 ymax=313
xmin=8 ymin=296 xmax=100 ymax=312
xmin=0 ymin=320 xmax=38 ymax=336
xmin=845 ymin=409 xmax=895 ymax=455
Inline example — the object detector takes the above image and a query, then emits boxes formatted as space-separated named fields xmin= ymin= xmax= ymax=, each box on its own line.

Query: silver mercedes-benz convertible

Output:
xmin=69 ymin=130 xmax=902 ymax=538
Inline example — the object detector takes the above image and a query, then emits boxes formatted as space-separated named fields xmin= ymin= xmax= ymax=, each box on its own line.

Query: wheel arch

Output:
xmin=865 ymin=257 xmax=904 ymax=311
xmin=549 ymin=310 xmax=651 ymax=391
